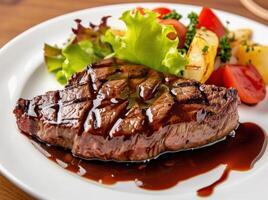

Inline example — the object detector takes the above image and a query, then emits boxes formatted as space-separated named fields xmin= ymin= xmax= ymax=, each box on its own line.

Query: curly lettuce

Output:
xmin=44 ymin=17 xmax=112 ymax=84
xmin=103 ymin=10 xmax=188 ymax=76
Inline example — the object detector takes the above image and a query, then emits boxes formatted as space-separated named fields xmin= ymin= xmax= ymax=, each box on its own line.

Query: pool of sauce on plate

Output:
xmin=31 ymin=122 xmax=267 ymax=197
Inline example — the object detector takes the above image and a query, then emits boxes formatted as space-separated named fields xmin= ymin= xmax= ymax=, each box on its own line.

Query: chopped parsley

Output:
xmin=178 ymin=48 xmax=187 ymax=55
xmin=202 ymin=45 xmax=209 ymax=53
xmin=162 ymin=10 xmax=182 ymax=20
xmin=246 ymin=45 xmax=251 ymax=52
xmin=218 ymin=35 xmax=232 ymax=62
xmin=242 ymin=42 xmax=257 ymax=53
xmin=184 ymin=12 xmax=199 ymax=50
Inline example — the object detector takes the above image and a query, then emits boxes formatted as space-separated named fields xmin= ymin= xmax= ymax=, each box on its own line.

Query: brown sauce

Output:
xmin=31 ymin=122 xmax=267 ymax=197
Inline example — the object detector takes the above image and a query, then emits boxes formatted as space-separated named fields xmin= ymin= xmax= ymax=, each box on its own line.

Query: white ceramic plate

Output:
xmin=0 ymin=3 xmax=268 ymax=200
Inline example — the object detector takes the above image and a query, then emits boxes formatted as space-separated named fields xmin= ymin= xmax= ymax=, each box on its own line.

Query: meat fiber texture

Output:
xmin=14 ymin=58 xmax=239 ymax=161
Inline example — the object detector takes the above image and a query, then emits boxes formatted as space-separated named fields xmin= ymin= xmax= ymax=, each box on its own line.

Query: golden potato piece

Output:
xmin=236 ymin=44 xmax=268 ymax=84
xmin=228 ymin=29 xmax=252 ymax=48
xmin=184 ymin=29 xmax=219 ymax=83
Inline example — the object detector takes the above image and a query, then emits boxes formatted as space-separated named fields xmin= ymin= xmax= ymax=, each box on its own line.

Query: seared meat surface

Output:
xmin=14 ymin=59 xmax=239 ymax=161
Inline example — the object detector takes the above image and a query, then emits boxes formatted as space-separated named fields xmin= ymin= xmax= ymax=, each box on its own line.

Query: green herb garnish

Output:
xmin=218 ymin=35 xmax=232 ymax=62
xmin=178 ymin=48 xmax=187 ymax=55
xmin=184 ymin=12 xmax=199 ymax=50
xmin=202 ymin=45 xmax=209 ymax=53
xmin=162 ymin=10 xmax=182 ymax=20
xmin=246 ymin=45 xmax=251 ymax=53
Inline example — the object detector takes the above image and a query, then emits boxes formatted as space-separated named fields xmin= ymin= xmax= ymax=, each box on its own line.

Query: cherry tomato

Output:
xmin=152 ymin=7 xmax=172 ymax=18
xmin=161 ymin=19 xmax=187 ymax=48
xmin=224 ymin=64 xmax=266 ymax=104
xmin=207 ymin=64 xmax=266 ymax=104
xmin=197 ymin=7 xmax=226 ymax=38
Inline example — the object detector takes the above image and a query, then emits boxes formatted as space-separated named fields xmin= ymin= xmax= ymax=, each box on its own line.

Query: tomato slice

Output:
xmin=206 ymin=65 xmax=266 ymax=104
xmin=152 ymin=7 xmax=172 ymax=18
xmin=206 ymin=67 xmax=225 ymax=87
xmin=197 ymin=7 xmax=226 ymax=38
xmin=161 ymin=19 xmax=187 ymax=48
xmin=223 ymin=64 xmax=266 ymax=104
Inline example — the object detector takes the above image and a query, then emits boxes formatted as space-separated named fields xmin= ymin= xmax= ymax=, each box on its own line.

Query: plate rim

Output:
xmin=1 ymin=2 xmax=267 ymax=53
xmin=0 ymin=2 xmax=268 ymax=200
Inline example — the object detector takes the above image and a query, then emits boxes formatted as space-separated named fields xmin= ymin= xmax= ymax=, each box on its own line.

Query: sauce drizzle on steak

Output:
xmin=14 ymin=58 xmax=239 ymax=161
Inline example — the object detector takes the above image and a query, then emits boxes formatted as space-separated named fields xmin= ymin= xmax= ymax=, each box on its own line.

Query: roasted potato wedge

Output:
xmin=183 ymin=29 xmax=219 ymax=83
xmin=228 ymin=29 xmax=252 ymax=48
xmin=235 ymin=44 xmax=268 ymax=84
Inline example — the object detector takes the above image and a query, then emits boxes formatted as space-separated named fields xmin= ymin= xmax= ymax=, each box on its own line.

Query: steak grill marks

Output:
xmin=14 ymin=58 xmax=239 ymax=161
xmin=64 ymin=58 xmax=208 ymax=137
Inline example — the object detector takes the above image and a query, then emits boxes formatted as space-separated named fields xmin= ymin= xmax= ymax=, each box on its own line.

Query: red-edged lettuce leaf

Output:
xmin=44 ymin=16 xmax=112 ymax=84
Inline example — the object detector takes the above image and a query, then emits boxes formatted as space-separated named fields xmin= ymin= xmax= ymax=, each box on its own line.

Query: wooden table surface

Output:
xmin=0 ymin=0 xmax=267 ymax=199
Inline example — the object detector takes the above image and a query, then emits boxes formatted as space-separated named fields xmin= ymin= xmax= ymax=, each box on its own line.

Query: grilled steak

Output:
xmin=14 ymin=59 xmax=239 ymax=161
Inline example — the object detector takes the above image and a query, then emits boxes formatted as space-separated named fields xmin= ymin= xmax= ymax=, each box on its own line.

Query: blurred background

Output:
xmin=1 ymin=0 xmax=268 ymax=47
xmin=0 ymin=0 xmax=267 ymax=199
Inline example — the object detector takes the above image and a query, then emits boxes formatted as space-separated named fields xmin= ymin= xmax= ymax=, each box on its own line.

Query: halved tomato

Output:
xmin=197 ymin=7 xmax=226 ymax=38
xmin=206 ymin=66 xmax=225 ymax=87
xmin=160 ymin=19 xmax=187 ymax=48
xmin=207 ymin=64 xmax=266 ymax=104
xmin=224 ymin=64 xmax=266 ymax=104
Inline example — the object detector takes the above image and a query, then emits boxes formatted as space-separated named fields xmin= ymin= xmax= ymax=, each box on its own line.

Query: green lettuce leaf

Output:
xmin=44 ymin=17 xmax=112 ymax=85
xmin=44 ymin=40 xmax=97 ymax=84
xmin=44 ymin=44 xmax=65 ymax=73
xmin=103 ymin=10 xmax=188 ymax=76
xmin=61 ymin=40 xmax=96 ymax=78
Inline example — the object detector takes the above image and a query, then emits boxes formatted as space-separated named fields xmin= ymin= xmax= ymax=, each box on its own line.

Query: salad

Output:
xmin=44 ymin=6 xmax=267 ymax=104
